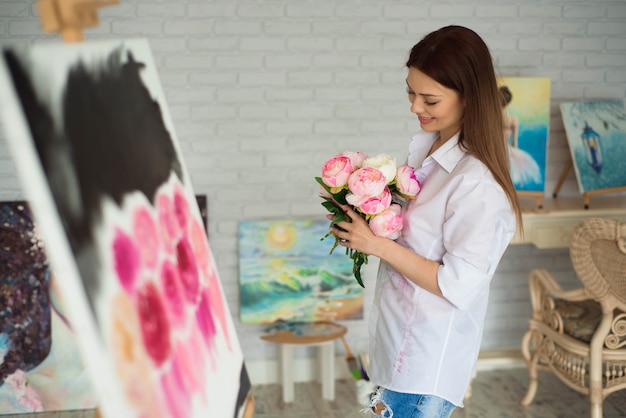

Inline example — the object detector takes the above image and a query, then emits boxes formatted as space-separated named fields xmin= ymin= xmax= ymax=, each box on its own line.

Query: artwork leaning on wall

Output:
xmin=238 ymin=219 xmax=365 ymax=324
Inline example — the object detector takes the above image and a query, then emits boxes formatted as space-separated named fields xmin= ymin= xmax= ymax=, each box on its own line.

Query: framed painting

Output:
xmin=0 ymin=40 xmax=252 ymax=418
xmin=497 ymin=77 xmax=551 ymax=194
xmin=238 ymin=219 xmax=364 ymax=324
xmin=560 ymin=99 xmax=626 ymax=195
xmin=0 ymin=200 xmax=96 ymax=413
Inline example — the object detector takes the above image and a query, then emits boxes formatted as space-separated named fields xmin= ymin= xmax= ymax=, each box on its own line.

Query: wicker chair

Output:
xmin=521 ymin=217 xmax=626 ymax=418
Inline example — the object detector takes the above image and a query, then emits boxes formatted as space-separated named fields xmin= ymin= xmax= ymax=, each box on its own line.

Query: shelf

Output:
xmin=513 ymin=195 xmax=626 ymax=249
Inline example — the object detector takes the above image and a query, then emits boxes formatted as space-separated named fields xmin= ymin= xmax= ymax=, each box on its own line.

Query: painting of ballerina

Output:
xmin=0 ymin=40 xmax=253 ymax=418
xmin=0 ymin=201 xmax=96 ymax=413
xmin=498 ymin=77 xmax=551 ymax=193
xmin=238 ymin=219 xmax=364 ymax=324
xmin=560 ymin=99 xmax=626 ymax=194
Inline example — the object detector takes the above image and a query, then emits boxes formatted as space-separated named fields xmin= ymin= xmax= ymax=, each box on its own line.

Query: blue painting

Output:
xmin=238 ymin=219 xmax=364 ymax=324
xmin=498 ymin=77 xmax=551 ymax=193
xmin=560 ymin=100 xmax=626 ymax=193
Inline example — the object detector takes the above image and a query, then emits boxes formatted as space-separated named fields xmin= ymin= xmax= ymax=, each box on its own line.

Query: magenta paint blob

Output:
xmin=132 ymin=206 xmax=159 ymax=271
xmin=136 ymin=282 xmax=172 ymax=367
xmin=159 ymin=260 xmax=186 ymax=329
xmin=157 ymin=193 xmax=181 ymax=252
xmin=173 ymin=187 xmax=190 ymax=232
xmin=113 ymin=228 xmax=140 ymax=293
xmin=176 ymin=237 xmax=200 ymax=303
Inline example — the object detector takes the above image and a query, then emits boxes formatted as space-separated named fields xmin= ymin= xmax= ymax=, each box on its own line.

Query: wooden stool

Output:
xmin=261 ymin=321 xmax=347 ymax=403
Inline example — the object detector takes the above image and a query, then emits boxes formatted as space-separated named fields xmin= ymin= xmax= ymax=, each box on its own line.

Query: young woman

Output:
xmin=331 ymin=25 xmax=523 ymax=417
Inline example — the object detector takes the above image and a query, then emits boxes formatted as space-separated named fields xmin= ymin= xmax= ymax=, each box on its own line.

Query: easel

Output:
xmin=552 ymin=155 xmax=626 ymax=209
xmin=33 ymin=2 xmax=255 ymax=417
xmin=38 ymin=0 xmax=118 ymax=42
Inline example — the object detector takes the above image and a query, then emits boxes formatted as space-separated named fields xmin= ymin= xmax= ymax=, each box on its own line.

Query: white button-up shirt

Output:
xmin=368 ymin=130 xmax=516 ymax=407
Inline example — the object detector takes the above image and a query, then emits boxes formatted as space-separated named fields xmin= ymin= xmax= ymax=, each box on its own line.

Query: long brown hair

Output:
xmin=406 ymin=25 xmax=523 ymax=232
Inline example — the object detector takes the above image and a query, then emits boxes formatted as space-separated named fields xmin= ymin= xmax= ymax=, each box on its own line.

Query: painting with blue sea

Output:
xmin=560 ymin=100 xmax=626 ymax=194
xmin=497 ymin=77 xmax=551 ymax=193
xmin=238 ymin=219 xmax=364 ymax=324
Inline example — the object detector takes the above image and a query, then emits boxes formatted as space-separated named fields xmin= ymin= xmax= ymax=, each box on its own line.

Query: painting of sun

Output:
xmin=238 ymin=219 xmax=364 ymax=324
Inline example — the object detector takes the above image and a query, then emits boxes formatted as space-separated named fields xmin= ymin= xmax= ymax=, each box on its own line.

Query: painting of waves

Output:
xmin=238 ymin=219 xmax=364 ymax=324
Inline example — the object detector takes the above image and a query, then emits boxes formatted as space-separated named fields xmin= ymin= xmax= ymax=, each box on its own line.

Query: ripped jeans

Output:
xmin=366 ymin=386 xmax=456 ymax=418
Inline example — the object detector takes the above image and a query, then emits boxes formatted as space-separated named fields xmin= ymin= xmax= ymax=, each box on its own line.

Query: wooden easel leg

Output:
xmin=553 ymin=157 xmax=573 ymax=198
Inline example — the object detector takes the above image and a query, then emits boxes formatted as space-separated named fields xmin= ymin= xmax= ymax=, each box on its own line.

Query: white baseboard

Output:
xmin=246 ymin=356 xmax=352 ymax=385
xmin=246 ymin=349 xmax=525 ymax=385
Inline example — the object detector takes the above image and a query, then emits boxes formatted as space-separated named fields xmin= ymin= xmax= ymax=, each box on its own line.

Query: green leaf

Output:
xmin=321 ymin=200 xmax=350 ymax=225
xmin=352 ymin=252 xmax=367 ymax=288
xmin=333 ymin=189 xmax=348 ymax=205
xmin=315 ymin=176 xmax=330 ymax=193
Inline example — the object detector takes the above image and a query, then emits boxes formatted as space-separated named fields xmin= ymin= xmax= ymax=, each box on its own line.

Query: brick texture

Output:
xmin=0 ymin=0 xmax=624 ymax=367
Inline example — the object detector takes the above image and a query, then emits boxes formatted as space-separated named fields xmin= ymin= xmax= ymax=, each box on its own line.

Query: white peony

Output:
xmin=362 ymin=153 xmax=397 ymax=184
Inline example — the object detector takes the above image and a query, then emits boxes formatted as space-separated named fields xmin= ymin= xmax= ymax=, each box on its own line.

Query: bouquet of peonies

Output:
xmin=315 ymin=151 xmax=421 ymax=287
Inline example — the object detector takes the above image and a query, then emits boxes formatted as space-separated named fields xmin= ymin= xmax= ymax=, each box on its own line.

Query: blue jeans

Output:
xmin=367 ymin=386 xmax=456 ymax=418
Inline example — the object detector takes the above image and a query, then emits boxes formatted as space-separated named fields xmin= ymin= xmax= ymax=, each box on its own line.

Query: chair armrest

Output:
xmin=528 ymin=269 xmax=588 ymax=313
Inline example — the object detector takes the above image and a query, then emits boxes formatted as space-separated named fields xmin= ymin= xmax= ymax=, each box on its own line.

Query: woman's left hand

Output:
xmin=330 ymin=205 xmax=377 ymax=255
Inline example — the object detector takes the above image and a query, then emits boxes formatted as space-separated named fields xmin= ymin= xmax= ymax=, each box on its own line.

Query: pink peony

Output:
xmin=351 ymin=187 xmax=392 ymax=215
xmin=347 ymin=167 xmax=387 ymax=198
xmin=395 ymin=164 xmax=421 ymax=198
xmin=369 ymin=204 xmax=403 ymax=239
xmin=321 ymin=156 xmax=354 ymax=189
xmin=340 ymin=151 xmax=367 ymax=169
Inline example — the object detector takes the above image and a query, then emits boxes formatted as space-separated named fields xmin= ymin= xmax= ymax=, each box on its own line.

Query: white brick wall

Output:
xmin=1 ymin=0 xmax=625 ymax=379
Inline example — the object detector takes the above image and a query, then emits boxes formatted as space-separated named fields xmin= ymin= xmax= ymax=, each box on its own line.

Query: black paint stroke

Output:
xmin=3 ymin=46 xmax=182 ymax=316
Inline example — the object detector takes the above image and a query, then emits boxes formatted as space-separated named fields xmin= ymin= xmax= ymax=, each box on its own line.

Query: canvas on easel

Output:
xmin=560 ymin=99 xmax=626 ymax=206
xmin=0 ymin=40 xmax=252 ymax=418
xmin=497 ymin=77 xmax=551 ymax=208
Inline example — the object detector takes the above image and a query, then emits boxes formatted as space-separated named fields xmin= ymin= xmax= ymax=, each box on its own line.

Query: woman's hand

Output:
xmin=329 ymin=205 xmax=378 ymax=256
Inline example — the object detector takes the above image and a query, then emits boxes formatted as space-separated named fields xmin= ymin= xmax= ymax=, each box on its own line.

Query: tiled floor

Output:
xmin=4 ymin=367 xmax=626 ymax=417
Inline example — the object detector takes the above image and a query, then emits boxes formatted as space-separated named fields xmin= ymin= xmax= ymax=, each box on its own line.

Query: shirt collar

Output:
xmin=428 ymin=131 xmax=467 ymax=174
